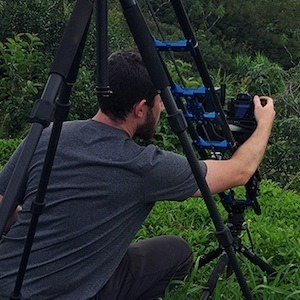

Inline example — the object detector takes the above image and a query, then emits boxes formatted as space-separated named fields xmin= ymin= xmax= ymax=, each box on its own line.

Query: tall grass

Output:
xmin=135 ymin=181 xmax=300 ymax=299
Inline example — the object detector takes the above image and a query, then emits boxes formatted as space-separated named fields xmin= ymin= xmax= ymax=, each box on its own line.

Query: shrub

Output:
xmin=0 ymin=139 xmax=22 ymax=166
xmin=108 ymin=8 xmax=134 ymax=53
xmin=79 ymin=7 xmax=135 ymax=72
xmin=0 ymin=33 xmax=46 ymax=138
xmin=69 ymin=66 xmax=98 ymax=121
xmin=262 ymin=64 xmax=300 ymax=191
xmin=0 ymin=33 xmax=99 ymax=138
xmin=0 ymin=0 xmax=67 ymax=54
xmin=235 ymin=53 xmax=286 ymax=95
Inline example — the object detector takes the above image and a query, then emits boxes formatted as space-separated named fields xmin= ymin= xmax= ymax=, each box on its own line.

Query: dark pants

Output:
xmin=91 ymin=235 xmax=194 ymax=300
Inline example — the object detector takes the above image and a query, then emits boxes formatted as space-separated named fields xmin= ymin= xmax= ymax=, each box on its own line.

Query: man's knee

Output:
xmin=163 ymin=235 xmax=193 ymax=265
xmin=165 ymin=235 xmax=193 ymax=274
xmin=130 ymin=235 xmax=193 ymax=275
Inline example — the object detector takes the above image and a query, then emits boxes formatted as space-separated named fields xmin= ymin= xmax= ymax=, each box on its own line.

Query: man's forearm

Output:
xmin=200 ymin=96 xmax=275 ymax=195
xmin=231 ymin=96 xmax=275 ymax=178
xmin=231 ymin=121 xmax=273 ymax=177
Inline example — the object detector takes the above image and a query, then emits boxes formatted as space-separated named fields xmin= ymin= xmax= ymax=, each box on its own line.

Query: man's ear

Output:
xmin=134 ymin=99 xmax=147 ymax=118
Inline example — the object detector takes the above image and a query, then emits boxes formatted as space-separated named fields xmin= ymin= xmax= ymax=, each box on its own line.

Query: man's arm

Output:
xmin=0 ymin=195 xmax=22 ymax=233
xmin=193 ymin=95 xmax=275 ymax=196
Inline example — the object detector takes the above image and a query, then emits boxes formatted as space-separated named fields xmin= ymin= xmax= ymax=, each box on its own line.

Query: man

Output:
xmin=0 ymin=49 xmax=275 ymax=299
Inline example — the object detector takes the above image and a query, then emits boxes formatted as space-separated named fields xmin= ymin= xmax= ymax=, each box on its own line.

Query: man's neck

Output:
xmin=92 ymin=110 xmax=135 ymax=138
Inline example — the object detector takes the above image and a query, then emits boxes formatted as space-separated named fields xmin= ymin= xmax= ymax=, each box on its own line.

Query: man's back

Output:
xmin=0 ymin=119 xmax=198 ymax=299
xmin=0 ymin=120 xmax=155 ymax=299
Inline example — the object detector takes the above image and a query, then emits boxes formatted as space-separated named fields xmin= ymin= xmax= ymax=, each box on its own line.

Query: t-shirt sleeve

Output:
xmin=0 ymin=140 xmax=25 ymax=195
xmin=142 ymin=145 xmax=206 ymax=202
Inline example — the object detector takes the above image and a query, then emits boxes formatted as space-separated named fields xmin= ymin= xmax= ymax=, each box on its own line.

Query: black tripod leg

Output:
xmin=198 ymin=247 xmax=223 ymax=268
xmin=226 ymin=262 xmax=234 ymax=278
xmin=241 ymin=247 xmax=277 ymax=276
xmin=201 ymin=252 xmax=229 ymax=300
xmin=8 ymin=1 xmax=94 ymax=298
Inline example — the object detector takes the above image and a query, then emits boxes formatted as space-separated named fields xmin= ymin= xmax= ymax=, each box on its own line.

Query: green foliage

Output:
xmin=216 ymin=0 xmax=300 ymax=69
xmin=135 ymin=180 xmax=300 ymax=299
xmin=167 ymin=59 xmax=202 ymax=87
xmin=0 ymin=33 xmax=46 ymax=138
xmin=147 ymin=0 xmax=226 ymax=33
xmin=0 ymin=139 xmax=21 ymax=167
xmin=79 ymin=6 xmax=135 ymax=71
xmin=145 ymin=0 xmax=300 ymax=70
xmin=108 ymin=7 xmax=134 ymax=53
xmin=262 ymin=64 xmax=300 ymax=190
xmin=0 ymin=0 xmax=298 ymax=192
xmin=154 ymin=111 xmax=182 ymax=153
xmin=69 ymin=66 xmax=98 ymax=121
xmin=235 ymin=53 xmax=286 ymax=95
xmin=0 ymin=0 xmax=67 ymax=54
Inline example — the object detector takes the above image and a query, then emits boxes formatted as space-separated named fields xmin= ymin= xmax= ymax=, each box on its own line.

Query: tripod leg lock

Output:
xmin=30 ymin=198 xmax=46 ymax=216
xmin=54 ymin=99 xmax=71 ymax=122
xmin=10 ymin=291 xmax=22 ymax=300
xmin=166 ymin=110 xmax=188 ymax=134
xmin=30 ymin=99 xmax=55 ymax=128
xmin=215 ymin=226 xmax=234 ymax=249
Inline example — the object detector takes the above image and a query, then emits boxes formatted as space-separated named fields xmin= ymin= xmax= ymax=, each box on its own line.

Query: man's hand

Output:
xmin=0 ymin=195 xmax=22 ymax=234
xmin=254 ymin=95 xmax=275 ymax=130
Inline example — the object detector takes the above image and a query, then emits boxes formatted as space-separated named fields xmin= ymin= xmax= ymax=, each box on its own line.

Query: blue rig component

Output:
xmin=172 ymin=84 xmax=228 ymax=150
xmin=153 ymin=37 xmax=229 ymax=151
xmin=153 ymin=37 xmax=191 ymax=52
xmin=172 ymin=83 xmax=206 ymax=97
xmin=195 ymin=136 xmax=228 ymax=149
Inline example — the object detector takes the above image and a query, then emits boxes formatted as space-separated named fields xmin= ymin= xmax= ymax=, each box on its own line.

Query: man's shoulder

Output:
xmin=43 ymin=119 xmax=89 ymax=134
xmin=62 ymin=119 xmax=90 ymax=129
xmin=134 ymin=144 xmax=187 ymax=167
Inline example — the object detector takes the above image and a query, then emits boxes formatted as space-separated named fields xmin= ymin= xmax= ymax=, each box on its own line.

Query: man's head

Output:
xmin=98 ymin=49 xmax=158 ymax=122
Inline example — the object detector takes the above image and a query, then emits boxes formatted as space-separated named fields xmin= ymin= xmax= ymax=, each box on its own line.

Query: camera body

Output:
xmin=227 ymin=92 xmax=255 ymax=125
xmin=226 ymin=92 xmax=258 ymax=144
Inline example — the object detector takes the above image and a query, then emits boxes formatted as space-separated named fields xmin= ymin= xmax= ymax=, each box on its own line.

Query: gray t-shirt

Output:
xmin=0 ymin=120 xmax=206 ymax=299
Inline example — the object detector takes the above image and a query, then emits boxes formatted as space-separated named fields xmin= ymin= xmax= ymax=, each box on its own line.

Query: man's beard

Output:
xmin=135 ymin=108 xmax=157 ymax=140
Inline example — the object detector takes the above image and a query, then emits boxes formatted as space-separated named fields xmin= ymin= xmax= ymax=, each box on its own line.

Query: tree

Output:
xmin=216 ymin=0 xmax=300 ymax=69
xmin=0 ymin=0 xmax=67 ymax=54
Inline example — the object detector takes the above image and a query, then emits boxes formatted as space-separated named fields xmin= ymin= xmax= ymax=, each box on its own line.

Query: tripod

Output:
xmin=199 ymin=196 xmax=277 ymax=300
xmin=0 ymin=0 xmax=266 ymax=299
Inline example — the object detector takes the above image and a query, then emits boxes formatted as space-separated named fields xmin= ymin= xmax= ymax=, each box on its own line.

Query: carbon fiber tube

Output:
xmin=198 ymin=247 xmax=223 ymax=268
xmin=120 ymin=0 xmax=170 ymax=91
xmin=242 ymin=247 xmax=277 ymax=276
xmin=201 ymin=253 xmax=228 ymax=300
xmin=0 ymin=74 xmax=63 ymax=237
xmin=50 ymin=0 xmax=94 ymax=80
xmin=95 ymin=0 xmax=109 ymax=94
xmin=120 ymin=1 xmax=252 ymax=298
xmin=11 ymin=84 xmax=71 ymax=299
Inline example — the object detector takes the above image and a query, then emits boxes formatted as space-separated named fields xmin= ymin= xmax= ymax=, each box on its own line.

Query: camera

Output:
xmin=226 ymin=92 xmax=259 ymax=144
xmin=227 ymin=92 xmax=255 ymax=124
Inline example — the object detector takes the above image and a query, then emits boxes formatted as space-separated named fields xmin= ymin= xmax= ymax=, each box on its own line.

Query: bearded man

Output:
xmin=0 ymin=49 xmax=275 ymax=299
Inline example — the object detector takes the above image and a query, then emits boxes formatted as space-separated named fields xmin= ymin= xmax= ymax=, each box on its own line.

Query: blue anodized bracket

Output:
xmin=153 ymin=37 xmax=190 ymax=52
xmin=172 ymin=84 xmax=228 ymax=150
xmin=153 ymin=37 xmax=197 ymax=57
